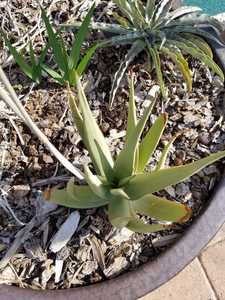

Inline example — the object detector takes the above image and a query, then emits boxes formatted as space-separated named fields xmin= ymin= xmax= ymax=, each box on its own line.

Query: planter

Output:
xmin=1 ymin=4 xmax=225 ymax=300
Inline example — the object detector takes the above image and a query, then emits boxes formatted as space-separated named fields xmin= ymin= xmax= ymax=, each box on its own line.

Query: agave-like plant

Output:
xmin=67 ymin=0 xmax=225 ymax=105
xmin=48 ymin=73 xmax=225 ymax=233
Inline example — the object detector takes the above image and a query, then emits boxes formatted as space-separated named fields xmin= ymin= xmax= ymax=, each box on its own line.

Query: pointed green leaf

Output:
xmin=146 ymin=0 xmax=155 ymax=22
xmin=172 ymin=40 xmax=224 ymax=81
xmin=156 ymin=131 xmax=183 ymax=171
xmin=161 ymin=46 xmax=192 ymax=92
xmin=109 ymin=39 xmax=146 ymax=107
xmin=137 ymin=113 xmax=168 ymax=172
xmin=148 ymin=45 xmax=167 ymax=98
xmin=114 ymin=95 xmax=156 ymax=180
xmin=76 ymin=73 xmax=114 ymax=176
xmin=77 ymin=43 xmax=99 ymax=76
xmin=125 ymin=150 xmax=225 ymax=199
xmin=42 ymin=64 xmax=65 ymax=85
xmin=41 ymin=8 xmax=68 ymax=73
xmin=126 ymin=219 xmax=170 ymax=233
xmin=126 ymin=73 xmax=137 ymax=143
xmin=48 ymin=181 xmax=108 ymax=208
xmin=132 ymin=194 xmax=191 ymax=223
xmin=69 ymin=4 xmax=95 ymax=70
xmin=2 ymin=31 xmax=33 ymax=80
xmin=182 ymin=33 xmax=213 ymax=58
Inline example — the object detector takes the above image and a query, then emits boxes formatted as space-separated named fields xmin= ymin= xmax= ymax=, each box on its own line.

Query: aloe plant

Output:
xmin=1 ymin=5 xmax=97 ymax=86
xmin=48 ymin=73 xmax=225 ymax=233
xmin=67 ymin=0 xmax=225 ymax=105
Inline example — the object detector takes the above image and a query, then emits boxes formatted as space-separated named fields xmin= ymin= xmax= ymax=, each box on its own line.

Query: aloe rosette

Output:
xmin=48 ymin=74 xmax=225 ymax=233
xmin=66 ymin=0 xmax=225 ymax=105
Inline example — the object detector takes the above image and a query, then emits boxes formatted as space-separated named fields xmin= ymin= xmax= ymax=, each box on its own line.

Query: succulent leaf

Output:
xmin=148 ymin=45 xmax=167 ymax=98
xmin=156 ymin=131 xmax=184 ymax=171
xmin=48 ymin=180 xmax=109 ymax=208
xmin=126 ymin=73 xmax=137 ymax=142
xmin=171 ymin=39 xmax=224 ymax=80
xmin=126 ymin=219 xmax=170 ymax=233
xmin=125 ymin=150 xmax=225 ymax=199
xmin=137 ymin=113 xmax=168 ymax=172
xmin=108 ymin=189 xmax=133 ymax=228
xmin=161 ymin=46 xmax=192 ymax=92
xmin=132 ymin=194 xmax=191 ymax=223
xmin=114 ymin=94 xmax=156 ymax=180
xmin=109 ymin=39 xmax=146 ymax=107
xmin=84 ymin=165 xmax=112 ymax=199
xmin=75 ymin=73 xmax=114 ymax=176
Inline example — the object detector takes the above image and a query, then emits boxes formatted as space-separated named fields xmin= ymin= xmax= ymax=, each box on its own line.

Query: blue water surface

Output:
xmin=184 ymin=0 xmax=225 ymax=15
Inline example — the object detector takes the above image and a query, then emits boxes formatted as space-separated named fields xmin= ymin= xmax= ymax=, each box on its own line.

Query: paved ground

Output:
xmin=140 ymin=223 xmax=225 ymax=300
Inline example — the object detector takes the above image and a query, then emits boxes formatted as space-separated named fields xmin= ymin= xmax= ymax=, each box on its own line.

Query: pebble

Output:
xmin=198 ymin=133 xmax=210 ymax=145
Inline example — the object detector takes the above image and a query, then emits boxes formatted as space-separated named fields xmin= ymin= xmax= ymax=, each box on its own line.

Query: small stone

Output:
xmin=42 ymin=153 xmax=54 ymax=164
xmin=198 ymin=133 xmax=210 ymax=145
xmin=176 ymin=183 xmax=190 ymax=197
xmin=12 ymin=185 xmax=30 ymax=198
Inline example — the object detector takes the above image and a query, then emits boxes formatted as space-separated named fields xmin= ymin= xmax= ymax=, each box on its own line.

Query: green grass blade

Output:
xmin=2 ymin=31 xmax=33 ymax=80
xmin=69 ymin=3 xmax=95 ymax=70
xmin=77 ymin=43 xmax=99 ymax=76
xmin=109 ymin=39 xmax=146 ymax=107
xmin=124 ymin=150 xmax=225 ymax=199
xmin=41 ymin=8 xmax=68 ymax=73
xmin=137 ymin=113 xmax=167 ymax=172
xmin=146 ymin=0 xmax=155 ymax=21
xmin=132 ymin=194 xmax=191 ymax=223
xmin=126 ymin=219 xmax=170 ymax=233
xmin=42 ymin=64 xmax=65 ymax=85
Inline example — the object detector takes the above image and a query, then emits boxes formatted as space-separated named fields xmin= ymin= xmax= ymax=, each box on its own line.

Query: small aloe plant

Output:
xmin=48 ymin=73 xmax=225 ymax=233
xmin=1 ymin=4 xmax=97 ymax=86
xmin=67 ymin=0 xmax=225 ymax=105
xmin=41 ymin=4 xmax=98 ymax=86
xmin=1 ymin=32 xmax=48 ymax=84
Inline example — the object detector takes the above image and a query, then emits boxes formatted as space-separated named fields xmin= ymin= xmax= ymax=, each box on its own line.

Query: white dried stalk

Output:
xmin=0 ymin=66 xmax=84 ymax=180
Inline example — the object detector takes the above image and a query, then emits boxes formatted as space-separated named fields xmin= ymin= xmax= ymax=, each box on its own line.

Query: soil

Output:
xmin=0 ymin=0 xmax=225 ymax=291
